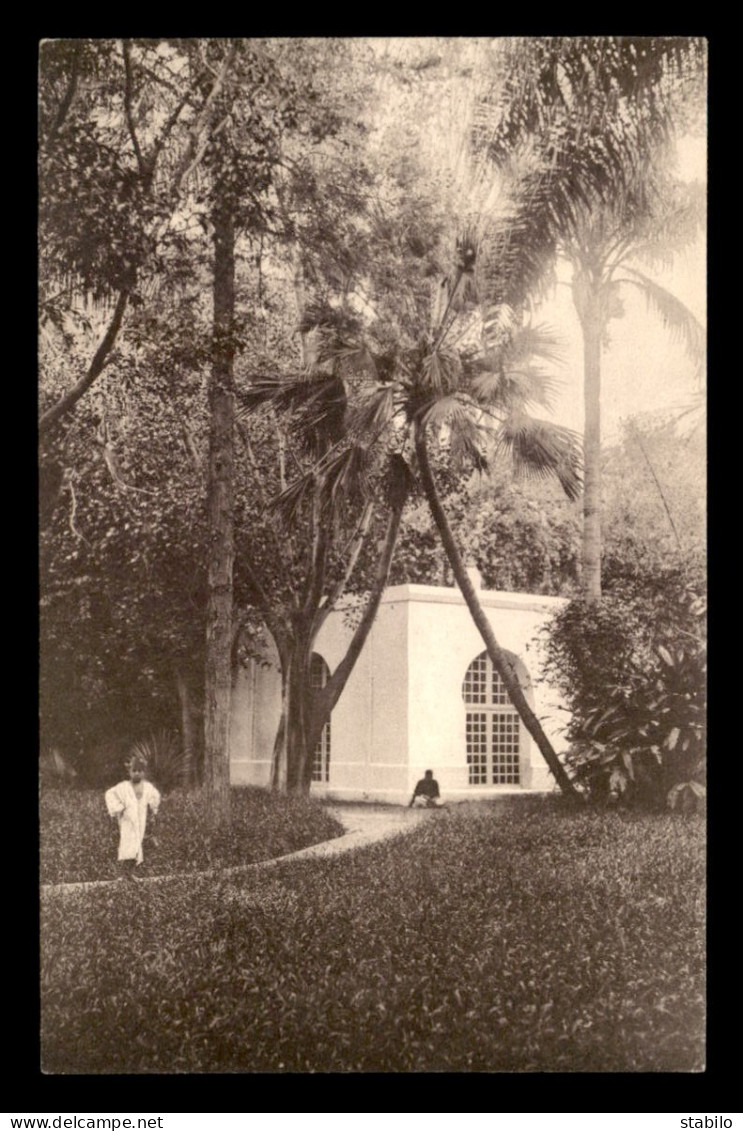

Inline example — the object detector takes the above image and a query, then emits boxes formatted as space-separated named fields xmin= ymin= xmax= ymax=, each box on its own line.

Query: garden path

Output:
xmin=41 ymin=802 xmax=435 ymax=893
xmin=283 ymin=802 xmax=434 ymax=859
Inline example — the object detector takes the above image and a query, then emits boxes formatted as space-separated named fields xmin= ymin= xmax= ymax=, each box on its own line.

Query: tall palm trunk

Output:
xmin=574 ymin=269 xmax=604 ymax=604
xmin=415 ymin=423 xmax=581 ymax=801
xmin=204 ymin=205 xmax=236 ymax=833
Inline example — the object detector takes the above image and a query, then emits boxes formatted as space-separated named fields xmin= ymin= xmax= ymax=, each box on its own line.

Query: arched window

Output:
xmin=310 ymin=653 xmax=331 ymax=783
xmin=462 ymin=652 xmax=521 ymax=785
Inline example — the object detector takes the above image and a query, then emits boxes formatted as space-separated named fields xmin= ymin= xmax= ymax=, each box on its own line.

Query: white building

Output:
xmin=230 ymin=574 xmax=569 ymax=804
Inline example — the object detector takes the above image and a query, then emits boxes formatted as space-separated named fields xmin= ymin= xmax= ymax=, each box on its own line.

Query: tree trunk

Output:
xmin=175 ymin=669 xmax=198 ymax=787
xmin=575 ymin=273 xmax=603 ymax=604
xmin=270 ymin=642 xmax=313 ymax=795
xmin=415 ymin=424 xmax=581 ymax=801
xmin=270 ymin=667 xmax=289 ymax=792
xmin=311 ymin=489 xmax=407 ymax=737
xmin=203 ymin=206 xmax=236 ymax=834
xmin=270 ymin=487 xmax=408 ymax=796
xmin=286 ymin=646 xmax=312 ymax=792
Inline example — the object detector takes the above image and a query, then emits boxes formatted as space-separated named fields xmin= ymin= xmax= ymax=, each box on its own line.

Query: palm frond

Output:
xmin=628 ymin=185 xmax=706 ymax=271
xmin=268 ymin=471 xmax=318 ymax=527
xmin=619 ymin=268 xmax=705 ymax=362
xmin=502 ymin=322 xmax=565 ymax=369
xmin=448 ymin=410 xmax=490 ymax=472
xmin=320 ymin=443 xmax=372 ymax=516
xmin=473 ymin=37 xmax=706 ymax=313
xmin=237 ymin=373 xmax=348 ymax=457
xmin=482 ymin=37 xmax=705 ymax=185
xmin=420 ymin=348 xmax=463 ymax=397
xmin=345 ymin=385 xmax=397 ymax=438
xmin=296 ymin=298 xmax=364 ymax=340
xmin=470 ymin=365 xmax=561 ymax=415
xmin=290 ymin=373 xmax=348 ymax=457
xmin=419 ymin=398 xmax=490 ymax=471
xmin=236 ymin=376 xmax=287 ymax=418
xmin=479 ymin=302 xmax=519 ymax=353
xmin=418 ymin=394 xmax=467 ymax=429
xmin=328 ymin=342 xmax=380 ymax=380
xmin=494 ymin=414 xmax=583 ymax=501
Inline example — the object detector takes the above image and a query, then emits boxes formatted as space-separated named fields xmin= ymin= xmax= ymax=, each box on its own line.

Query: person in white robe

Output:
xmin=105 ymin=754 xmax=161 ymax=873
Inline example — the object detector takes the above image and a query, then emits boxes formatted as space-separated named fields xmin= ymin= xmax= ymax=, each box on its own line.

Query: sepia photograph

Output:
xmin=38 ymin=37 xmax=707 ymax=1074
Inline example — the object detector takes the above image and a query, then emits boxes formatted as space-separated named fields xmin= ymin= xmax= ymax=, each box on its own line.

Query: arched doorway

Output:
xmin=462 ymin=651 xmax=526 ymax=785
xmin=310 ymin=652 xmax=331 ymax=783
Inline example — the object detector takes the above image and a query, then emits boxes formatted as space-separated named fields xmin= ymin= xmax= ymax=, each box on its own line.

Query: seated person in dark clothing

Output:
xmin=409 ymin=769 xmax=444 ymax=808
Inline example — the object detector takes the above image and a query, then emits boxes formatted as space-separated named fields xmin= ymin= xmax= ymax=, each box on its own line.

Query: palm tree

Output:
xmin=240 ymin=38 xmax=714 ymax=799
xmin=403 ymin=250 xmax=583 ymax=799
xmin=248 ymin=234 xmax=584 ymax=798
xmin=470 ymin=36 xmax=707 ymax=602
xmin=237 ymin=360 xmax=415 ymax=794
xmin=566 ymin=179 xmax=705 ymax=600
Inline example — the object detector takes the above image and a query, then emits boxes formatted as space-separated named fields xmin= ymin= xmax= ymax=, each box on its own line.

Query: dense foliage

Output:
xmin=41 ymin=799 xmax=705 ymax=1072
xmin=543 ymin=566 xmax=706 ymax=808
xmin=391 ymin=470 xmax=581 ymax=594
xmin=40 ymin=786 xmax=344 ymax=885
xmin=39 ymin=325 xmax=209 ymax=766
xmin=602 ymin=414 xmax=706 ymax=583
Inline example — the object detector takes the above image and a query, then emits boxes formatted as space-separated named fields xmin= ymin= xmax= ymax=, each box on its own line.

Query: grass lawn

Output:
xmin=40 ymin=797 xmax=705 ymax=1073
xmin=40 ymin=786 xmax=345 ymax=884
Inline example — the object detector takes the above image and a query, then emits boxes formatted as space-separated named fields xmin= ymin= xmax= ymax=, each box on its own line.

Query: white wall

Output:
xmin=403 ymin=585 xmax=567 ymax=799
xmin=230 ymin=583 xmax=570 ymax=802
xmin=313 ymin=597 xmax=410 ymax=799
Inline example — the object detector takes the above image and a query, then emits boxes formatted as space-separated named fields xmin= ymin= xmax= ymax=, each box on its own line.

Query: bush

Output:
xmin=129 ymin=729 xmax=189 ymax=793
xmin=41 ymin=799 xmax=705 ymax=1073
xmin=40 ymin=786 xmax=344 ymax=885
xmin=543 ymin=575 xmax=706 ymax=809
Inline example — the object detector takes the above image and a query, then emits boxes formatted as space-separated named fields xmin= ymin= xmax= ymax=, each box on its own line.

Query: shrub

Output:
xmin=129 ymin=729 xmax=188 ymax=793
xmin=544 ymin=576 xmax=706 ymax=809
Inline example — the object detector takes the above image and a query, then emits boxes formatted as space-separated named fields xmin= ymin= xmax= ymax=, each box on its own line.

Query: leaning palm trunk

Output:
xmin=415 ymin=423 xmax=581 ymax=801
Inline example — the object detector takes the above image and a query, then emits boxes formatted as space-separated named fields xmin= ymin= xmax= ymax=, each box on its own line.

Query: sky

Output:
xmin=533 ymin=134 xmax=707 ymax=444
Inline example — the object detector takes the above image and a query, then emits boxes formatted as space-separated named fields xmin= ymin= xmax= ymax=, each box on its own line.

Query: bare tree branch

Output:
xmin=39 ymin=289 xmax=131 ymax=435
xmin=175 ymin=40 xmax=239 ymax=192
xmin=122 ymin=40 xmax=147 ymax=177
xmin=146 ymin=89 xmax=192 ymax=177
xmin=313 ymin=500 xmax=375 ymax=635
